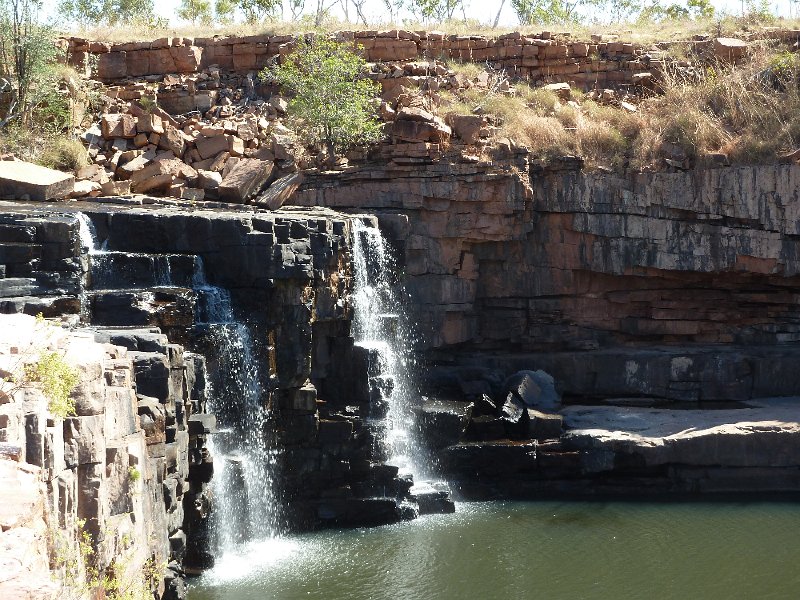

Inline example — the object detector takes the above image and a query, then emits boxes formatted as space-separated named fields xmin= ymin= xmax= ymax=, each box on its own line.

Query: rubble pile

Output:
xmin=74 ymin=73 xmax=303 ymax=205
xmin=65 ymin=57 xmax=515 ymax=202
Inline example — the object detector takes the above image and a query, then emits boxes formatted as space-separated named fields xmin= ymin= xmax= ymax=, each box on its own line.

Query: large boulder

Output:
xmin=504 ymin=370 xmax=561 ymax=412
xmin=0 ymin=160 xmax=74 ymax=201
xmin=392 ymin=107 xmax=451 ymax=144
xmin=415 ymin=399 xmax=473 ymax=450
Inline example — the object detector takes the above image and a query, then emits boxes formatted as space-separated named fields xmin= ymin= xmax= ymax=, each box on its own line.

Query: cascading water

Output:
xmin=192 ymin=261 xmax=281 ymax=553
xmin=352 ymin=219 xmax=423 ymax=478
xmin=76 ymin=211 xmax=280 ymax=555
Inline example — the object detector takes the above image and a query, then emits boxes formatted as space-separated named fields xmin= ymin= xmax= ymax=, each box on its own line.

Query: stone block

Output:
xmin=187 ymin=414 xmax=216 ymax=435
xmin=527 ymin=409 xmax=563 ymax=441
xmin=218 ymin=158 xmax=273 ymax=203
xmin=195 ymin=135 xmax=231 ymax=160
xmin=158 ymin=124 xmax=187 ymax=158
xmin=101 ymin=113 xmax=137 ymax=139
xmin=63 ymin=415 xmax=106 ymax=467
xmin=0 ymin=161 xmax=74 ymax=201
xmin=169 ymin=45 xmax=202 ymax=72
xmin=97 ymin=51 xmax=127 ymax=79
xmin=504 ymin=370 xmax=561 ymax=412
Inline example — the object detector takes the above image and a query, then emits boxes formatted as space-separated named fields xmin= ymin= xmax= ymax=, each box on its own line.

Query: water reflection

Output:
xmin=190 ymin=500 xmax=800 ymax=600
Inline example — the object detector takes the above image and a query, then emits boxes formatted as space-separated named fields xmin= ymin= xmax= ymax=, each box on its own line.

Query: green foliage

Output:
xmin=25 ymin=350 xmax=79 ymax=419
xmin=408 ymin=0 xmax=464 ymax=21
xmin=128 ymin=466 xmax=141 ymax=483
xmin=511 ymin=0 xmax=601 ymax=25
xmin=215 ymin=0 xmax=235 ymax=21
xmin=637 ymin=0 xmax=714 ymax=21
xmin=742 ymin=0 xmax=775 ymax=23
xmin=0 ymin=0 xmax=59 ymax=129
xmin=238 ymin=0 xmax=280 ymax=23
xmin=264 ymin=37 xmax=382 ymax=154
xmin=53 ymin=518 xmax=161 ymax=600
xmin=57 ymin=0 xmax=160 ymax=27
xmin=178 ymin=0 xmax=212 ymax=23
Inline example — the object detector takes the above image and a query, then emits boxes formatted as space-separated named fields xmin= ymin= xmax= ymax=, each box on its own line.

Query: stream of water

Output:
xmin=193 ymin=260 xmax=281 ymax=549
xmin=77 ymin=212 xmax=280 ymax=552
xmin=351 ymin=219 xmax=421 ymax=477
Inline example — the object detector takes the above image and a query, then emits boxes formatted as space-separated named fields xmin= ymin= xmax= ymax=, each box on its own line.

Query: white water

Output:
xmin=351 ymin=219 xmax=421 ymax=477
xmin=192 ymin=259 xmax=281 ymax=553
xmin=77 ymin=211 xmax=280 ymax=554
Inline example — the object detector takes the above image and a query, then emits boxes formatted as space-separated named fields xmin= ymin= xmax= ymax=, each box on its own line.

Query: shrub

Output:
xmin=39 ymin=137 xmax=89 ymax=172
xmin=0 ymin=0 xmax=59 ymax=129
xmin=26 ymin=351 xmax=80 ymax=419
xmin=264 ymin=36 xmax=382 ymax=156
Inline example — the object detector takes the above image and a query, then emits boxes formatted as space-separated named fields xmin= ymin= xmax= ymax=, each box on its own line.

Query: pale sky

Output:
xmin=44 ymin=0 xmax=797 ymax=29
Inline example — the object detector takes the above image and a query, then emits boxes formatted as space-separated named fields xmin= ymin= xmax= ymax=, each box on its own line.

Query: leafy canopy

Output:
xmin=265 ymin=37 xmax=382 ymax=154
xmin=58 ymin=0 xmax=159 ymax=27
xmin=0 ymin=0 xmax=61 ymax=128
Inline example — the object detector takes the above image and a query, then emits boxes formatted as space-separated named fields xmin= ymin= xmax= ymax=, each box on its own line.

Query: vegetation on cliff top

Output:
xmin=442 ymin=43 xmax=800 ymax=171
xmin=0 ymin=0 xmax=90 ymax=168
xmin=264 ymin=37 xmax=382 ymax=157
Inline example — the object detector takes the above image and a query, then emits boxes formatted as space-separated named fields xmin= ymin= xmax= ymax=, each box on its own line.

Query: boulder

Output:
xmin=101 ymin=113 xmax=137 ymax=139
xmin=0 ymin=160 xmax=74 ymax=201
xmin=218 ymin=158 xmax=273 ymax=203
xmin=544 ymin=82 xmax=571 ymax=100
xmin=416 ymin=399 xmax=473 ymax=450
xmin=392 ymin=107 xmax=451 ymax=144
xmin=195 ymin=135 xmax=230 ymax=160
xmin=158 ymin=124 xmax=187 ymax=158
xmin=504 ymin=370 xmax=561 ymax=412
xmin=714 ymin=37 xmax=747 ymax=62
xmin=446 ymin=114 xmax=489 ymax=145
xmin=254 ymin=172 xmax=303 ymax=210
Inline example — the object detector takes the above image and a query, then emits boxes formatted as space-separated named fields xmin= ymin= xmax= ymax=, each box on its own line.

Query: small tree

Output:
xmin=511 ymin=0 xmax=600 ymax=25
xmin=0 ymin=0 xmax=57 ymax=129
xmin=215 ymin=0 xmax=235 ymax=21
xmin=238 ymin=0 xmax=280 ymax=23
xmin=58 ymin=0 xmax=159 ymax=27
xmin=178 ymin=0 xmax=212 ymax=23
xmin=264 ymin=37 xmax=382 ymax=158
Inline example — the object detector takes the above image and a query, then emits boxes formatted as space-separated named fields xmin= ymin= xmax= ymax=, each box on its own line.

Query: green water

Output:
xmin=189 ymin=500 xmax=800 ymax=600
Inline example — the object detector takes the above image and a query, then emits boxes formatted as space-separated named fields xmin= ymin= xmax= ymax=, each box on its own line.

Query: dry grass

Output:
xmin=439 ymin=40 xmax=800 ymax=172
xmin=69 ymin=14 xmax=800 ymax=45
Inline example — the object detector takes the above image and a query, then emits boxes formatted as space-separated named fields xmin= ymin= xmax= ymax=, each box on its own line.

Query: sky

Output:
xmin=44 ymin=0 xmax=797 ymax=29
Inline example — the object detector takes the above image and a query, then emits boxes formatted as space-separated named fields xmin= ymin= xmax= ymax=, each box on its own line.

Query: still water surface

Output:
xmin=189 ymin=500 xmax=800 ymax=600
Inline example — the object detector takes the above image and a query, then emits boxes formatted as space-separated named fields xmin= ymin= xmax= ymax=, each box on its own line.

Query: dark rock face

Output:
xmin=0 ymin=201 xmax=442 ymax=590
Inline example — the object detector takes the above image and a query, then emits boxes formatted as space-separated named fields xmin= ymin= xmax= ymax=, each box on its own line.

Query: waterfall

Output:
xmin=192 ymin=260 xmax=280 ymax=552
xmin=77 ymin=211 xmax=280 ymax=555
xmin=352 ymin=219 xmax=422 ymax=477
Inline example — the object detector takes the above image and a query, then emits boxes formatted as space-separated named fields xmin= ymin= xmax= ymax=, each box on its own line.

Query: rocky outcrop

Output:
xmin=0 ymin=313 xmax=201 ymax=599
xmin=440 ymin=399 xmax=800 ymax=498
xmin=295 ymin=160 xmax=800 ymax=400
xmin=64 ymin=29 xmax=799 ymax=87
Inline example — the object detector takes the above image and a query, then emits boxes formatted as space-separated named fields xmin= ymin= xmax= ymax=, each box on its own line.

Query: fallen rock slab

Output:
xmin=254 ymin=172 xmax=304 ymax=210
xmin=0 ymin=161 xmax=74 ymax=201
xmin=218 ymin=158 xmax=273 ymax=203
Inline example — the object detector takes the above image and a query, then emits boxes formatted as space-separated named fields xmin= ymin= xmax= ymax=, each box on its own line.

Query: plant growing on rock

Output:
xmin=25 ymin=350 xmax=80 ymax=419
xmin=263 ymin=37 xmax=382 ymax=159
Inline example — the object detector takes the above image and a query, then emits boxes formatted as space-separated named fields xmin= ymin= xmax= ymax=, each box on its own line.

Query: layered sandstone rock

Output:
xmin=0 ymin=313 xmax=202 ymax=599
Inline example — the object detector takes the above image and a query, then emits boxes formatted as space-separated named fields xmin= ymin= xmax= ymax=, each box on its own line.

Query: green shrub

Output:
xmin=264 ymin=37 xmax=382 ymax=156
xmin=26 ymin=351 xmax=79 ymax=419
xmin=39 ymin=137 xmax=89 ymax=172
